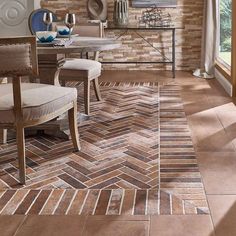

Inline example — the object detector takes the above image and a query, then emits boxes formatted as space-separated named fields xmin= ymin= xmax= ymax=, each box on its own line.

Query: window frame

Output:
xmin=232 ymin=0 xmax=236 ymax=96
xmin=216 ymin=0 xmax=232 ymax=70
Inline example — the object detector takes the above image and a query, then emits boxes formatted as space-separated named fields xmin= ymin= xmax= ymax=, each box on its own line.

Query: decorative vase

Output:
xmin=113 ymin=0 xmax=129 ymax=27
xmin=87 ymin=0 xmax=108 ymax=22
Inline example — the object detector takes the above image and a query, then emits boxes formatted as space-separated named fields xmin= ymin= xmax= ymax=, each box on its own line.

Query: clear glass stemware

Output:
xmin=65 ymin=13 xmax=76 ymax=40
xmin=43 ymin=12 xmax=53 ymax=31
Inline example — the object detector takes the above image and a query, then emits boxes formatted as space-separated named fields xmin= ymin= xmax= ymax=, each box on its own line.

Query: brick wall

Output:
xmin=40 ymin=0 xmax=204 ymax=71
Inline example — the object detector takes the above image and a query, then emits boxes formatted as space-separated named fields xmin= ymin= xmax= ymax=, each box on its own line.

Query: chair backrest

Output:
xmin=0 ymin=37 xmax=39 ymax=122
xmin=73 ymin=22 xmax=104 ymax=38
xmin=29 ymin=9 xmax=57 ymax=35
xmin=0 ymin=37 xmax=38 ymax=77
xmin=53 ymin=21 xmax=105 ymax=38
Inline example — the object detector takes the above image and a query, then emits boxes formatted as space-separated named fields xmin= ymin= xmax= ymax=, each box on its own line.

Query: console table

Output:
xmin=104 ymin=25 xmax=183 ymax=78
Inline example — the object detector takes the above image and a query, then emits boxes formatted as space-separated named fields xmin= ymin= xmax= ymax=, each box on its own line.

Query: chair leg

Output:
xmin=61 ymin=80 xmax=66 ymax=87
xmin=29 ymin=75 xmax=36 ymax=83
xmin=0 ymin=129 xmax=7 ymax=144
xmin=93 ymin=78 xmax=102 ymax=101
xmin=84 ymin=80 xmax=90 ymax=115
xmin=68 ymin=101 xmax=81 ymax=151
xmin=16 ymin=126 xmax=26 ymax=185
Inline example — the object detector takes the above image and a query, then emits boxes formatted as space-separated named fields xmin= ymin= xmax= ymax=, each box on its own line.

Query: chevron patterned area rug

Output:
xmin=0 ymin=82 xmax=209 ymax=215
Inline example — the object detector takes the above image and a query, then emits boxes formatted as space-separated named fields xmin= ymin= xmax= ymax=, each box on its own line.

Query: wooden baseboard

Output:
xmin=215 ymin=61 xmax=231 ymax=82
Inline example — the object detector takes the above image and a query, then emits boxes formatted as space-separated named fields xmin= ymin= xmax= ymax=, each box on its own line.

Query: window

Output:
xmin=218 ymin=0 xmax=232 ymax=67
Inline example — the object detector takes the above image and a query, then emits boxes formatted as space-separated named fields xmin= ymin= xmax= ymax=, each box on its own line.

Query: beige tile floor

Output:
xmin=2 ymin=71 xmax=236 ymax=236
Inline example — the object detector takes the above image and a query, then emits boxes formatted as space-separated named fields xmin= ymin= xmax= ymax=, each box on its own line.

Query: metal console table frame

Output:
xmin=104 ymin=25 xmax=183 ymax=78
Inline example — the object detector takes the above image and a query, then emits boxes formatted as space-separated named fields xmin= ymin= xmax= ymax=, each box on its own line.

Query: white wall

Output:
xmin=34 ymin=0 xmax=41 ymax=9
xmin=0 ymin=0 xmax=39 ymax=36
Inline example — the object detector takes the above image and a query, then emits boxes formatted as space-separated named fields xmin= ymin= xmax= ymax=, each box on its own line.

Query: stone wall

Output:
xmin=40 ymin=0 xmax=204 ymax=71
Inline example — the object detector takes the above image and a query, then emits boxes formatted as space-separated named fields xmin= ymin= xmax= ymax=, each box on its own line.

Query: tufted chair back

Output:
xmin=0 ymin=37 xmax=38 ymax=77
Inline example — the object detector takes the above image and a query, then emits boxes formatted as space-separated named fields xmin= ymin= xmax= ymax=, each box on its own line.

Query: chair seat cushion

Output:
xmin=0 ymin=83 xmax=77 ymax=124
xmin=60 ymin=59 xmax=102 ymax=80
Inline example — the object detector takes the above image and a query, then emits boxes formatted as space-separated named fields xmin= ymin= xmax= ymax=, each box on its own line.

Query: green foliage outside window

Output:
xmin=220 ymin=0 xmax=232 ymax=52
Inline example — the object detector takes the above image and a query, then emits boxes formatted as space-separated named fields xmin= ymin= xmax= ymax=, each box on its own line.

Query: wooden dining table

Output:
xmin=37 ymin=36 xmax=121 ymax=86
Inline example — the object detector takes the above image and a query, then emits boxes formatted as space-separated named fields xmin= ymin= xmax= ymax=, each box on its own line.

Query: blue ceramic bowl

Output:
xmin=36 ymin=31 xmax=57 ymax=43
xmin=57 ymin=26 xmax=70 ymax=36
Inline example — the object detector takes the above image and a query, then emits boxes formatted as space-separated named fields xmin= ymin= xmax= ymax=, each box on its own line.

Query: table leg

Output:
xmin=94 ymin=51 xmax=100 ymax=61
xmin=0 ymin=129 xmax=7 ymax=144
xmin=172 ymin=29 xmax=176 ymax=79
xmin=38 ymin=54 xmax=65 ymax=85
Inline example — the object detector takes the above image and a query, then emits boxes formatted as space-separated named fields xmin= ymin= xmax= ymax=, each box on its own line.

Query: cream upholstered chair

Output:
xmin=59 ymin=22 xmax=104 ymax=115
xmin=60 ymin=59 xmax=102 ymax=115
xmin=0 ymin=37 xmax=80 ymax=184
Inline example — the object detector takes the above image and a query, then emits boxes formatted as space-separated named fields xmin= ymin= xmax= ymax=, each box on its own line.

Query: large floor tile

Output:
xmin=86 ymin=215 xmax=150 ymax=221
xmin=0 ymin=216 xmax=25 ymax=236
xmin=83 ymin=219 xmax=149 ymax=236
xmin=150 ymin=215 xmax=215 ymax=236
xmin=15 ymin=216 xmax=86 ymax=236
xmin=101 ymin=70 xmax=173 ymax=83
xmin=205 ymin=80 xmax=232 ymax=108
xmin=187 ymin=108 xmax=235 ymax=152
xmin=213 ymin=102 xmax=236 ymax=150
xmin=197 ymin=152 xmax=236 ymax=194
xmin=182 ymin=92 xmax=213 ymax=116
xmin=208 ymin=195 xmax=236 ymax=236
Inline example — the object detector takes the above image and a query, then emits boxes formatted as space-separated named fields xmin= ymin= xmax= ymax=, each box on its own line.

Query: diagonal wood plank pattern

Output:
xmin=0 ymin=82 xmax=209 ymax=215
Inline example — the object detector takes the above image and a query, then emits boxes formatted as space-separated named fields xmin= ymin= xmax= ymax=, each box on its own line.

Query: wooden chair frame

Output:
xmin=0 ymin=37 xmax=80 ymax=184
xmin=53 ymin=22 xmax=104 ymax=115
xmin=61 ymin=72 xmax=102 ymax=115
xmin=28 ymin=8 xmax=57 ymax=35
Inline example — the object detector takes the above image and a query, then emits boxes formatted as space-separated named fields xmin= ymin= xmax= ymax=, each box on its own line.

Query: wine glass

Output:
xmin=43 ymin=12 xmax=53 ymax=31
xmin=65 ymin=13 xmax=76 ymax=40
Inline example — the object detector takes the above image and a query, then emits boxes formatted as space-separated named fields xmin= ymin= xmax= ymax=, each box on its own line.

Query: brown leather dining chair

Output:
xmin=58 ymin=22 xmax=104 ymax=115
xmin=0 ymin=36 xmax=80 ymax=185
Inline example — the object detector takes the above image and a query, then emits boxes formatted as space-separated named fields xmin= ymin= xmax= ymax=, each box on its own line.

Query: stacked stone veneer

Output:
xmin=41 ymin=0 xmax=204 ymax=71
